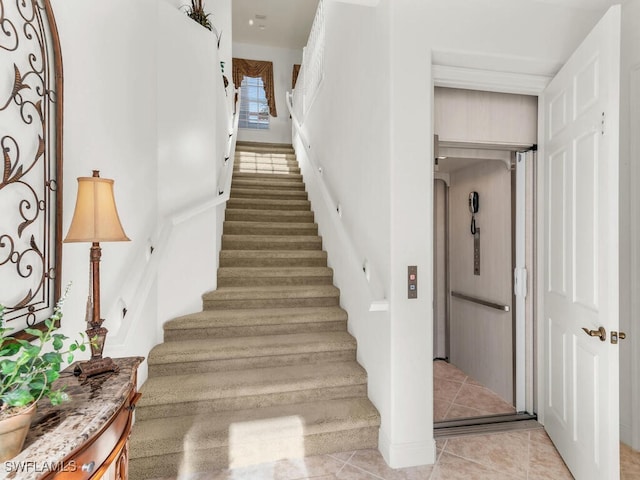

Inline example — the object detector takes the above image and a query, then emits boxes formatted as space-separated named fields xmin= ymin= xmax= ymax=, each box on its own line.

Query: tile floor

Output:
xmin=149 ymin=428 xmax=640 ymax=479
xmin=151 ymin=427 xmax=575 ymax=479
xmin=433 ymin=359 xmax=515 ymax=421
xmin=148 ymin=360 xmax=640 ymax=479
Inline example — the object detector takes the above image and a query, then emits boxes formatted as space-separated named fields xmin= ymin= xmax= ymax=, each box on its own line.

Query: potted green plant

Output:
xmin=186 ymin=0 xmax=213 ymax=31
xmin=0 ymin=286 xmax=88 ymax=461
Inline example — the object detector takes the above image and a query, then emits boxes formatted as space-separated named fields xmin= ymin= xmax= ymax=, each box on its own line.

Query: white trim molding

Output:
xmin=378 ymin=428 xmax=437 ymax=469
xmin=432 ymin=64 xmax=552 ymax=96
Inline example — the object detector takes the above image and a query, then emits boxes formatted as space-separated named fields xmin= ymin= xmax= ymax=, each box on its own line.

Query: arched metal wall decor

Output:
xmin=0 ymin=0 xmax=63 ymax=339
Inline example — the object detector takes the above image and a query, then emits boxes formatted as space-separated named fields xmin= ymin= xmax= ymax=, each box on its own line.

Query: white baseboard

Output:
xmin=378 ymin=428 xmax=436 ymax=469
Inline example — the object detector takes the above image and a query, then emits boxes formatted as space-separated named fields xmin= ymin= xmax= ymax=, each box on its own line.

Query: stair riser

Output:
xmin=217 ymin=275 xmax=333 ymax=287
xmin=129 ymin=426 xmax=379 ymax=477
xmin=223 ymin=224 xmax=318 ymax=236
xmin=232 ymin=173 xmax=303 ymax=182
xmin=236 ymin=148 xmax=295 ymax=154
xmin=231 ymin=181 xmax=306 ymax=191
xmin=236 ymin=148 xmax=295 ymax=155
xmin=148 ymin=350 xmax=356 ymax=377
xmin=234 ymin=166 xmax=301 ymax=174
xmin=226 ymin=200 xmax=311 ymax=211
xmin=163 ymin=321 xmax=347 ymax=342
xmin=136 ymin=384 xmax=367 ymax=421
xmin=204 ymin=296 xmax=338 ymax=310
xmin=230 ymin=189 xmax=307 ymax=200
xmin=234 ymin=160 xmax=298 ymax=168
xmin=219 ymin=255 xmax=327 ymax=267
xmin=225 ymin=211 xmax=314 ymax=223
xmin=221 ymin=237 xmax=322 ymax=251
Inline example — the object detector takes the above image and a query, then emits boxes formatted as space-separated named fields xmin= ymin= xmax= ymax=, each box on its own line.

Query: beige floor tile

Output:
xmin=444 ymin=403 xmax=489 ymax=419
xmin=335 ymin=464 xmax=382 ymax=479
xmin=450 ymin=383 xmax=515 ymax=415
xmin=346 ymin=449 xmax=434 ymax=480
xmin=621 ymin=442 xmax=640 ymax=480
xmin=431 ymin=452 xmax=519 ymax=480
xmin=274 ymin=455 xmax=346 ymax=479
xmin=443 ymin=431 xmax=529 ymax=478
xmin=434 ymin=378 xmax=464 ymax=403
xmin=528 ymin=428 xmax=552 ymax=445
xmin=328 ymin=451 xmax=355 ymax=463
xmin=433 ymin=361 xmax=467 ymax=383
xmin=527 ymin=439 xmax=573 ymax=480
xmin=433 ymin=396 xmax=451 ymax=422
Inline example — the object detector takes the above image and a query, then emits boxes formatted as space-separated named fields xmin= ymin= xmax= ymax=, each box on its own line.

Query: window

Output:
xmin=239 ymin=76 xmax=270 ymax=130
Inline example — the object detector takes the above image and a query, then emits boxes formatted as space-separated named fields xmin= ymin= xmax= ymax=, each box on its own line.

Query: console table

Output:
xmin=5 ymin=357 xmax=144 ymax=480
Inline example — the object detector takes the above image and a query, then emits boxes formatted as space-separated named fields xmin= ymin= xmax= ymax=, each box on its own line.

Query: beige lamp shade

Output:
xmin=64 ymin=172 xmax=130 ymax=243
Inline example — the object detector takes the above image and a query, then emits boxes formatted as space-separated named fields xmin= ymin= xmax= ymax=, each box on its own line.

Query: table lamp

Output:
xmin=64 ymin=171 xmax=130 ymax=379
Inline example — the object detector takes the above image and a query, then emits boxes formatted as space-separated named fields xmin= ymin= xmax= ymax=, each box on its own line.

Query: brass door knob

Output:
xmin=582 ymin=326 xmax=606 ymax=342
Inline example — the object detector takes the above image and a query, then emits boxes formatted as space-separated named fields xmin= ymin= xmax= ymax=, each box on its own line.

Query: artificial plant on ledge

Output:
xmin=0 ymin=285 xmax=90 ymax=460
xmin=0 ymin=285 xmax=89 ymax=418
xmin=186 ymin=0 xmax=213 ymax=31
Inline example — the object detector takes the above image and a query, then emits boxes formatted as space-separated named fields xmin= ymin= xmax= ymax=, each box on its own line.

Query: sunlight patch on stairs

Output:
xmin=228 ymin=416 xmax=305 ymax=468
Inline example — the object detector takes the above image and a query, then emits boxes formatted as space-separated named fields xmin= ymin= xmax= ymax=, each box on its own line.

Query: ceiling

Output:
xmin=231 ymin=0 xmax=621 ymax=51
xmin=232 ymin=0 xmax=320 ymax=50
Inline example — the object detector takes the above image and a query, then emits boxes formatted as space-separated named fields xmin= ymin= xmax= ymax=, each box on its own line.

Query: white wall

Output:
xmin=51 ymin=0 xmax=229 ymax=384
xmin=619 ymin=0 xmax=640 ymax=450
xmin=233 ymin=42 xmax=302 ymax=144
xmin=52 ymin=0 xmax=159 ymax=373
xmin=292 ymin=0 xmax=393 ymax=463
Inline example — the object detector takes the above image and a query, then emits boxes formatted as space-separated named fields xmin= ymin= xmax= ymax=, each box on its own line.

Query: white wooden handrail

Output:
xmin=286 ymin=91 xmax=388 ymax=312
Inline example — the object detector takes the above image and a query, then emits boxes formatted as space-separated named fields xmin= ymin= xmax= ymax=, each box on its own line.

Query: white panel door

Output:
xmin=542 ymin=6 xmax=621 ymax=480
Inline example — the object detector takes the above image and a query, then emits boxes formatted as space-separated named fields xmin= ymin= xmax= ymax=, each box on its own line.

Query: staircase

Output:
xmin=129 ymin=142 xmax=380 ymax=479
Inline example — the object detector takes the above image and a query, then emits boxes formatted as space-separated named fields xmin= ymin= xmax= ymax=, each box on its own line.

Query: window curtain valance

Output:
xmin=292 ymin=64 xmax=301 ymax=89
xmin=233 ymin=58 xmax=278 ymax=117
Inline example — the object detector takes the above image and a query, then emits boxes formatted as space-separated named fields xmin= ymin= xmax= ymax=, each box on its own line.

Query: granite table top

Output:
xmin=3 ymin=356 xmax=144 ymax=480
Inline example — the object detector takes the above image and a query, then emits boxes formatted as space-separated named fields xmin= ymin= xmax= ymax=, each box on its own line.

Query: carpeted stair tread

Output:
xmin=226 ymin=198 xmax=311 ymax=211
xmin=236 ymin=141 xmax=295 ymax=153
xmin=164 ymin=305 xmax=347 ymax=330
xmin=129 ymin=397 xmax=379 ymax=459
xmin=224 ymin=209 xmax=314 ymax=223
xmin=217 ymin=266 xmax=333 ymax=286
xmin=162 ymin=306 xmax=348 ymax=341
xmin=230 ymin=179 xmax=305 ymax=190
xmin=221 ymin=235 xmax=322 ymax=251
xmin=222 ymin=221 xmax=318 ymax=236
xmin=148 ymin=331 xmax=355 ymax=366
xmin=138 ymin=361 xmax=366 ymax=409
xmin=232 ymin=172 xmax=303 ymax=182
xmin=203 ymin=285 xmax=339 ymax=301
xmin=219 ymin=250 xmax=327 ymax=268
xmin=230 ymin=187 xmax=307 ymax=199
xmin=234 ymin=165 xmax=301 ymax=175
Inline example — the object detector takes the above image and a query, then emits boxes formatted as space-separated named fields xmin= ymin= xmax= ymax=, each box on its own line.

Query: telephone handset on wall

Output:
xmin=469 ymin=191 xmax=479 ymax=214
xmin=469 ymin=191 xmax=479 ymax=235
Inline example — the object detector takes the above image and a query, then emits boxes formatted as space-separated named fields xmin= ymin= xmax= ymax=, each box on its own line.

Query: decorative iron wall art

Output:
xmin=0 ymin=0 xmax=63 ymax=338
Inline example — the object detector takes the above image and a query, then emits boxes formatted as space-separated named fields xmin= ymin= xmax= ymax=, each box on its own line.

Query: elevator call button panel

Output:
xmin=408 ymin=265 xmax=418 ymax=299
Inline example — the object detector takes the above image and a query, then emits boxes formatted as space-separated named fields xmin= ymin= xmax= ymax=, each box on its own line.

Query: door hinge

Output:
xmin=601 ymin=111 xmax=605 ymax=135
xmin=514 ymin=267 xmax=528 ymax=298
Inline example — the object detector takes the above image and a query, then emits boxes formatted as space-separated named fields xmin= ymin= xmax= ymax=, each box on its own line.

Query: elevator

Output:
xmin=432 ymin=87 xmax=537 ymax=426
